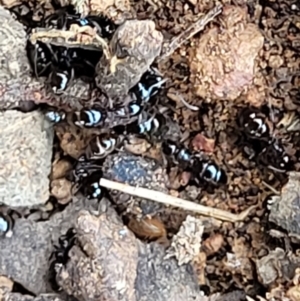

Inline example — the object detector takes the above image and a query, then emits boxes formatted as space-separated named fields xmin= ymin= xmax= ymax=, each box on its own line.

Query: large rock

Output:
xmin=0 ymin=196 xmax=99 ymax=294
xmin=0 ymin=110 xmax=53 ymax=207
xmin=189 ymin=5 xmax=264 ymax=102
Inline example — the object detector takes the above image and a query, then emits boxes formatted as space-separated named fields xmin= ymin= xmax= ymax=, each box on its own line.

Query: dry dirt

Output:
xmin=0 ymin=1 xmax=300 ymax=301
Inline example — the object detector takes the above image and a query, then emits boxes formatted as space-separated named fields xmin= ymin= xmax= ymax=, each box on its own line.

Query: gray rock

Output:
xmin=0 ymin=110 xmax=53 ymax=207
xmin=0 ymin=196 xmax=98 ymax=294
xmin=268 ymin=171 xmax=300 ymax=239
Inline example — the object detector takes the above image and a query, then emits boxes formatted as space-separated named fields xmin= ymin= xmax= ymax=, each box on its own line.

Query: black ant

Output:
xmin=26 ymin=41 xmax=53 ymax=78
xmin=162 ymin=140 xmax=227 ymax=187
xmin=69 ymin=157 xmax=108 ymax=202
xmin=237 ymin=106 xmax=293 ymax=173
xmin=26 ymin=12 xmax=105 ymax=93
xmin=113 ymin=102 xmax=142 ymax=118
xmin=237 ymin=107 xmax=271 ymax=142
xmin=48 ymin=228 xmax=77 ymax=291
xmin=130 ymin=67 xmax=167 ymax=105
xmin=114 ymin=112 xmax=167 ymax=140
xmin=192 ymin=158 xmax=228 ymax=186
xmin=26 ymin=41 xmax=75 ymax=94
xmin=71 ymin=156 xmax=102 ymax=183
xmin=162 ymin=139 xmax=192 ymax=169
xmin=80 ymin=171 xmax=105 ymax=200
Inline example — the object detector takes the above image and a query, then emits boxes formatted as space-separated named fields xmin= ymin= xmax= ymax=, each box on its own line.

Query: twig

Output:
xmin=100 ymin=178 xmax=257 ymax=222
xmin=30 ymin=26 xmax=111 ymax=59
xmin=158 ymin=4 xmax=223 ymax=61
xmin=168 ymin=92 xmax=199 ymax=111
xmin=261 ymin=181 xmax=280 ymax=195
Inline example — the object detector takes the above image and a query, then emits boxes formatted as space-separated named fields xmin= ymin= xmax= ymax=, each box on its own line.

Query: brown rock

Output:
xmin=57 ymin=206 xmax=139 ymax=301
xmin=189 ymin=5 xmax=264 ymax=101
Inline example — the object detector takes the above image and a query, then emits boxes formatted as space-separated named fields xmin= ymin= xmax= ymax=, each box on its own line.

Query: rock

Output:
xmin=0 ymin=196 xmax=99 ymax=294
xmin=0 ymin=289 xmax=65 ymax=301
xmin=0 ymin=6 xmax=91 ymax=111
xmin=103 ymin=153 xmax=169 ymax=215
xmin=165 ymin=215 xmax=204 ymax=266
xmin=0 ymin=6 xmax=45 ymax=110
xmin=189 ymin=5 xmax=264 ymax=102
xmin=217 ymin=291 xmax=246 ymax=301
xmin=57 ymin=205 xmax=139 ymax=301
xmin=256 ymin=248 xmax=300 ymax=287
xmin=95 ymin=20 xmax=163 ymax=99
xmin=0 ymin=110 xmax=53 ymax=207
xmin=56 ymin=200 xmax=219 ymax=301
xmin=268 ymin=172 xmax=300 ymax=240
xmin=136 ymin=242 xmax=201 ymax=301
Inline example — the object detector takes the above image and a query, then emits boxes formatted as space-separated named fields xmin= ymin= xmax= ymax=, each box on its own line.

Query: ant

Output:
xmin=237 ymin=105 xmax=293 ymax=173
xmin=162 ymin=140 xmax=227 ymax=187
xmin=48 ymin=228 xmax=77 ymax=291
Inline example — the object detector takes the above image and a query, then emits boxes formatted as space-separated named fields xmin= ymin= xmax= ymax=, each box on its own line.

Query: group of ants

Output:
xmin=0 ymin=3 xmax=297 ymax=292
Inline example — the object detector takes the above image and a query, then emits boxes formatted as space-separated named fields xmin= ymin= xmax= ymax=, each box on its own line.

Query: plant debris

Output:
xmin=165 ymin=215 xmax=204 ymax=265
xmin=127 ymin=216 xmax=167 ymax=242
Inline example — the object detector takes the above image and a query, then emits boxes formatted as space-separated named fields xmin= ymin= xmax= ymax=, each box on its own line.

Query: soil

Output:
xmin=0 ymin=0 xmax=300 ymax=301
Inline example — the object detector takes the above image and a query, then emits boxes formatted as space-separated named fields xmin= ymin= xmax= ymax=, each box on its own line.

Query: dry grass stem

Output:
xmin=30 ymin=27 xmax=111 ymax=59
xmin=158 ymin=4 xmax=223 ymax=61
xmin=100 ymin=178 xmax=257 ymax=222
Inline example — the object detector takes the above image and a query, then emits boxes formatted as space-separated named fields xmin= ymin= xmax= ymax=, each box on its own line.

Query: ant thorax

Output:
xmin=199 ymin=161 xmax=227 ymax=186
xmin=238 ymin=107 xmax=272 ymax=141
xmin=50 ymin=69 xmax=71 ymax=94
xmin=80 ymin=171 xmax=104 ymax=200
xmin=115 ymin=103 xmax=142 ymax=118
xmin=131 ymin=68 xmax=167 ymax=104
xmin=73 ymin=108 xmax=105 ymax=128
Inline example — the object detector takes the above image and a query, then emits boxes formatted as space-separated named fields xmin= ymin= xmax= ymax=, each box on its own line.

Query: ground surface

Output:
xmin=0 ymin=0 xmax=300 ymax=301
